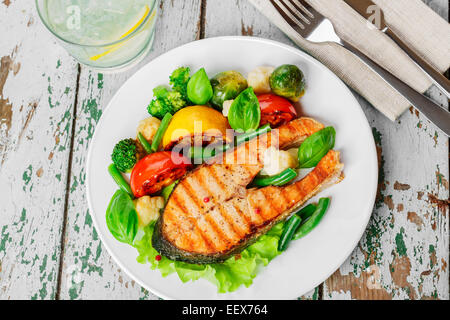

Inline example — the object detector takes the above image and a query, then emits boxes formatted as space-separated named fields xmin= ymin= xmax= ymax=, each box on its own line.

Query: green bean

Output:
xmin=188 ymin=145 xmax=230 ymax=162
xmin=151 ymin=113 xmax=172 ymax=153
xmin=235 ymin=124 xmax=271 ymax=145
xmin=108 ymin=164 xmax=133 ymax=197
xmin=297 ymin=204 xmax=317 ymax=221
xmin=188 ymin=146 xmax=214 ymax=159
xmin=278 ymin=215 xmax=302 ymax=251
xmin=293 ymin=198 xmax=330 ymax=240
xmin=137 ymin=132 xmax=152 ymax=154
xmin=252 ymin=168 xmax=297 ymax=187
xmin=161 ymin=180 xmax=179 ymax=202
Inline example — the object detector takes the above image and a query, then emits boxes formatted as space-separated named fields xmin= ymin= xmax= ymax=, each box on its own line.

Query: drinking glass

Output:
xmin=36 ymin=0 xmax=158 ymax=72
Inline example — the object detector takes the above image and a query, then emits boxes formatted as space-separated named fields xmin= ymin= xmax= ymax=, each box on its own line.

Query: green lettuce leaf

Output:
xmin=133 ymin=222 xmax=285 ymax=293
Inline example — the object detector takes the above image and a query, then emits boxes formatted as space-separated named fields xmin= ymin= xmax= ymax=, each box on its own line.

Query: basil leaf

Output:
xmin=228 ymin=87 xmax=261 ymax=133
xmin=187 ymin=68 xmax=213 ymax=105
xmin=298 ymin=127 xmax=336 ymax=168
xmin=106 ymin=190 xmax=138 ymax=245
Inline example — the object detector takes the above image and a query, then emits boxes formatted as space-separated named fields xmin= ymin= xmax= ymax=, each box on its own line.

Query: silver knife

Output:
xmin=343 ymin=0 xmax=450 ymax=99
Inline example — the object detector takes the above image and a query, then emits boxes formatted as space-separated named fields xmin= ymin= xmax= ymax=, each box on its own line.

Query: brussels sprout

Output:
xmin=269 ymin=65 xmax=305 ymax=102
xmin=210 ymin=71 xmax=248 ymax=110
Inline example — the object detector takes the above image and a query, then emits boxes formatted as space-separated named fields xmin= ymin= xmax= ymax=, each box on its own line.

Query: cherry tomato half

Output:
xmin=258 ymin=94 xmax=298 ymax=128
xmin=130 ymin=151 xmax=192 ymax=198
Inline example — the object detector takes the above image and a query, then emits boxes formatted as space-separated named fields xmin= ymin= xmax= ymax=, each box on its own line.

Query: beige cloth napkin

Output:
xmin=249 ymin=0 xmax=450 ymax=121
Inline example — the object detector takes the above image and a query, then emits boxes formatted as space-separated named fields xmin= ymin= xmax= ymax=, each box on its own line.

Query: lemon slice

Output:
xmin=90 ymin=5 xmax=154 ymax=61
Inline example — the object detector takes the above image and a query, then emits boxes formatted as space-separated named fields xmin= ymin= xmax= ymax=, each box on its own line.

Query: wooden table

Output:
xmin=0 ymin=0 xmax=448 ymax=300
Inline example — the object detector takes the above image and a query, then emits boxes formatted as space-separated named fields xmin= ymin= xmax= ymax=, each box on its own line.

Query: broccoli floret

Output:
xmin=170 ymin=67 xmax=190 ymax=99
xmin=147 ymin=67 xmax=191 ymax=119
xmin=147 ymin=86 xmax=187 ymax=119
xmin=147 ymin=99 xmax=168 ymax=119
xmin=147 ymin=86 xmax=172 ymax=119
xmin=167 ymin=91 xmax=186 ymax=113
xmin=153 ymin=85 xmax=169 ymax=98
xmin=111 ymin=139 xmax=138 ymax=173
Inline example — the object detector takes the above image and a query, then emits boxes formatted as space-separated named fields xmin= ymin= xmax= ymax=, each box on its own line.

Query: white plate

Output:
xmin=86 ymin=36 xmax=378 ymax=300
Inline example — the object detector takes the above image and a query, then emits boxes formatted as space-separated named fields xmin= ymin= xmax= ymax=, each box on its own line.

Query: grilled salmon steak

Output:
xmin=152 ymin=118 xmax=344 ymax=264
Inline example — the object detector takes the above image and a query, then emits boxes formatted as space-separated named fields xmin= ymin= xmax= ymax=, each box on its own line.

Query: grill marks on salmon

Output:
xmin=152 ymin=118 xmax=344 ymax=264
xmin=247 ymin=150 xmax=344 ymax=222
xmin=220 ymin=117 xmax=325 ymax=168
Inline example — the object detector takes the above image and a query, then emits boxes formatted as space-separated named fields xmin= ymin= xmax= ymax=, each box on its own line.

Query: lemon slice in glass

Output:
xmin=90 ymin=5 xmax=154 ymax=61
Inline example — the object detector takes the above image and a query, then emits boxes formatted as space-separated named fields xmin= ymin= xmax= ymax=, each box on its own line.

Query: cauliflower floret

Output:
xmin=133 ymin=196 xmax=165 ymax=227
xmin=260 ymin=146 xmax=298 ymax=176
xmin=222 ymin=99 xmax=234 ymax=117
xmin=286 ymin=148 xmax=299 ymax=164
xmin=137 ymin=117 xmax=161 ymax=142
xmin=247 ymin=66 xmax=275 ymax=94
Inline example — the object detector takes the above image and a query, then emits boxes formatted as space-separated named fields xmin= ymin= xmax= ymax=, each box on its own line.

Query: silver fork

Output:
xmin=270 ymin=0 xmax=450 ymax=136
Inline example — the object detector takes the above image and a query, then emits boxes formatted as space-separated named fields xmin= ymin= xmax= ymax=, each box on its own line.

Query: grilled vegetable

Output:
xmin=108 ymin=164 xmax=133 ymax=196
xmin=162 ymin=106 xmax=230 ymax=150
xmin=252 ymin=168 xmax=298 ymax=187
xmin=187 ymin=68 xmax=213 ymax=105
xmin=228 ymin=87 xmax=261 ymax=133
xmin=278 ymin=215 xmax=302 ymax=251
xmin=298 ymin=127 xmax=336 ymax=168
xmin=130 ymin=151 xmax=192 ymax=198
xmin=258 ymin=94 xmax=298 ymax=128
xmin=210 ymin=71 xmax=248 ymax=109
xmin=269 ymin=64 xmax=305 ymax=102
xmin=293 ymin=198 xmax=330 ymax=240
xmin=106 ymin=190 xmax=138 ymax=245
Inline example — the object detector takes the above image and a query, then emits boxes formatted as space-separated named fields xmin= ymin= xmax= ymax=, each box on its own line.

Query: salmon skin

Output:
xmin=152 ymin=118 xmax=344 ymax=264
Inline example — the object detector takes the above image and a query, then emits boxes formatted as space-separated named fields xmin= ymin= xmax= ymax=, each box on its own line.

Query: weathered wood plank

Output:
xmin=205 ymin=0 xmax=290 ymax=42
xmin=58 ymin=0 xmax=203 ymax=300
xmin=323 ymin=0 xmax=449 ymax=300
xmin=324 ymin=93 xmax=449 ymax=300
xmin=0 ymin=1 xmax=79 ymax=299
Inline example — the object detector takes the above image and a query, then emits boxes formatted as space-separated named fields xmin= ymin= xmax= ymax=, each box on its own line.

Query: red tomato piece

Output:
xmin=258 ymin=94 xmax=298 ymax=127
xmin=130 ymin=151 xmax=191 ymax=198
